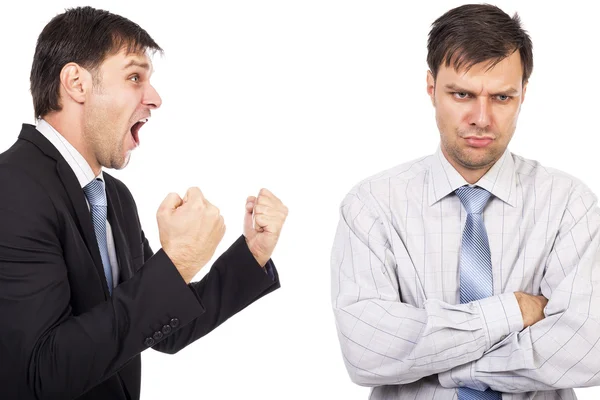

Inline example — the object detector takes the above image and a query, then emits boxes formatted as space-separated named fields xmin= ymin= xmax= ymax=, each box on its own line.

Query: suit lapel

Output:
xmin=19 ymin=125 xmax=111 ymax=298
xmin=105 ymin=179 xmax=134 ymax=283
xmin=56 ymin=159 xmax=112 ymax=297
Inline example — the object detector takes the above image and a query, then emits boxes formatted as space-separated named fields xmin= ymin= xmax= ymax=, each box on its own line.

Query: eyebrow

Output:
xmin=123 ymin=60 xmax=150 ymax=70
xmin=443 ymin=83 xmax=519 ymax=96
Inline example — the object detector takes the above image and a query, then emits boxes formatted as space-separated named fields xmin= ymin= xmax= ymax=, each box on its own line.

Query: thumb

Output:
xmin=244 ymin=196 xmax=256 ymax=233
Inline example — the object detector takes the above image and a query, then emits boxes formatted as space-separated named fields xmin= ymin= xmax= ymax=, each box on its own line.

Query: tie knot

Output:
xmin=83 ymin=179 xmax=107 ymax=207
xmin=455 ymin=186 xmax=491 ymax=214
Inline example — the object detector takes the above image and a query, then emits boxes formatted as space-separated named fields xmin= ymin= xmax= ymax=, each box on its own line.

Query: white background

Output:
xmin=1 ymin=1 xmax=599 ymax=399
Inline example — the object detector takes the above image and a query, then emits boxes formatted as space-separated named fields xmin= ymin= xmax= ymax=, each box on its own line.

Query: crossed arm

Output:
xmin=331 ymin=189 xmax=600 ymax=392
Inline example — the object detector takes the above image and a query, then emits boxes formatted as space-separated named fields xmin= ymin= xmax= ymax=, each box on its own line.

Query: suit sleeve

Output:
xmin=0 ymin=167 xmax=203 ymax=400
xmin=145 ymin=233 xmax=281 ymax=355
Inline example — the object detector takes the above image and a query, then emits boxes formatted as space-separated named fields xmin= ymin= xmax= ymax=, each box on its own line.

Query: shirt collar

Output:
xmin=427 ymin=145 xmax=516 ymax=207
xmin=35 ymin=118 xmax=104 ymax=188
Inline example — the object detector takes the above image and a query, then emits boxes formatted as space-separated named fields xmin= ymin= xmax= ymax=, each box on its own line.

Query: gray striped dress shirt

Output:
xmin=331 ymin=146 xmax=600 ymax=399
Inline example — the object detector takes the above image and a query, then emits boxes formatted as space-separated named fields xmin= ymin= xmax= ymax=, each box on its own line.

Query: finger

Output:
xmin=256 ymin=193 xmax=276 ymax=208
xmin=159 ymin=192 xmax=183 ymax=212
xmin=254 ymin=214 xmax=283 ymax=233
xmin=221 ymin=217 xmax=227 ymax=236
xmin=253 ymin=205 xmax=287 ymax=222
xmin=185 ymin=187 xmax=205 ymax=203
xmin=257 ymin=188 xmax=281 ymax=203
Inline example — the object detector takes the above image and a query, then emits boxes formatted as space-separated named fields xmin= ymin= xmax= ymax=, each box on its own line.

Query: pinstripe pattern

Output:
xmin=331 ymin=146 xmax=600 ymax=399
xmin=83 ymin=179 xmax=114 ymax=294
xmin=455 ymin=186 xmax=499 ymax=400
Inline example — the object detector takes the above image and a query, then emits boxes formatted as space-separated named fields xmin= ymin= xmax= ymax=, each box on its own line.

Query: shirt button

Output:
xmin=144 ymin=337 xmax=155 ymax=347
xmin=458 ymin=381 xmax=464 ymax=387
xmin=170 ymin=318 xmax=180 ymax=328
xmin=501 ymin=335 xmax=507 ymax=340
xmin=162 ymin=324 xmax=172 ymax=335
xmin=153 ymin=331 xmax=164 ymax=341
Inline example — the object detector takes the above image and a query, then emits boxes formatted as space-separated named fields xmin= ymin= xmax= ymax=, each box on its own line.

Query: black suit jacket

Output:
xmin=0 ymin=124 xmax=280 ymax=400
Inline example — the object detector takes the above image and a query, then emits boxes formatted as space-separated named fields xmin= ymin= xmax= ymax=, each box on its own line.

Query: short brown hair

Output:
xmin=427 ymin=4 xmax=533 ymax=83
xmin=30 ymin=6 xmax=163 ymax=118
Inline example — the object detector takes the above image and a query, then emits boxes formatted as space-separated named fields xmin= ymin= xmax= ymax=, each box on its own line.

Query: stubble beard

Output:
xmin=83 ymin=117 xmax=127 ymax=171
xmin=441 ymin=128 xmax=502 ymax=171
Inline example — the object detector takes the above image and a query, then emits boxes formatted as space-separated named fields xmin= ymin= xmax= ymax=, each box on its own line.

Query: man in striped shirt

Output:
xmin=331 ymin=4 xmax=600 ymax=399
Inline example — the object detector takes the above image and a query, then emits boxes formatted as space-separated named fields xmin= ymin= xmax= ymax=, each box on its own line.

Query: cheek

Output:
xmin=436 ymin=100 xmax=464 ymax=131
xmin=495 ymin=105 xmax=521 ymax=133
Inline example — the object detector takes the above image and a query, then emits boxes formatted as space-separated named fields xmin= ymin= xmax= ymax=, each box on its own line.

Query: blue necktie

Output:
xmin=455 ymin=186 xmax=501 ymax=400
xmin=83 ymin=179 xmax=113 ymax=295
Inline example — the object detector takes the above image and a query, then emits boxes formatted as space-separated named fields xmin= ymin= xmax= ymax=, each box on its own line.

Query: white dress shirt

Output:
xmin=36 ymin=119 xmax=119 ymax=288
xmin=331 ymin=146 xmax=600 ymax=399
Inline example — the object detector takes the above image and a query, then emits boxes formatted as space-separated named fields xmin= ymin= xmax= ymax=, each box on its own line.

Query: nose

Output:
xmin=469 ymin=97 xmax=492 ymax=129
xmin=143 ymin=84 xmax=162 ymax=110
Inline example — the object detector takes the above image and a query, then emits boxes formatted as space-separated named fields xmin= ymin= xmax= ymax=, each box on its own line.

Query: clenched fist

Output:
xmin=244 ymin=188 xmax=288 ymax=267
xmin=157 ymin=187 xmax=226 ymax=283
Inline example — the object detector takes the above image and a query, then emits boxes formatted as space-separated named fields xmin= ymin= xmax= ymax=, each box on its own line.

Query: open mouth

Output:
xmin=130 ymin=118 xmax=148 ymax=146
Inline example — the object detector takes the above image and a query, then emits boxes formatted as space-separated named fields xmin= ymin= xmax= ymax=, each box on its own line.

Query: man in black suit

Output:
xmin=0 ymin=6 xmax=287 ymax=400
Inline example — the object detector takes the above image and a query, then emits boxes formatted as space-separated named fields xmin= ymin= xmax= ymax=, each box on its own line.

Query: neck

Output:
xmin=43 ymin=113 xmax=102 ymax=176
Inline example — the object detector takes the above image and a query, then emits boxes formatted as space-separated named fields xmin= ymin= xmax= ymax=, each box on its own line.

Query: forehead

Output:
xmin=437 ymin=51 xmax=523 ymax=90
xmin=99 ymin=48 xmax=153 ymax=72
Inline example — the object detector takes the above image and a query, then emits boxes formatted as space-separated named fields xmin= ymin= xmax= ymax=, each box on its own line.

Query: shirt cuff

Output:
xmin=474 ymin=292 xmax=523 ymax=350
xmin=438 ymin=361 xmax=487 ymax=391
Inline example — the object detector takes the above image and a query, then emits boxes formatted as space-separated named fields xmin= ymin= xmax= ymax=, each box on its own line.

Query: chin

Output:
xmin=107 ymin=153 xmax=131 ymax=170
xmin=117 ymin=156 xmax=131 ymax=170
xmin=460 ymin=153 xmax=498 ymax=170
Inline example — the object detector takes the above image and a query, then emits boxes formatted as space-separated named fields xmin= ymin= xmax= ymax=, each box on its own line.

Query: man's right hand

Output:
xmin=157 ymin=187 xmax=226 ymax=284
xmin=514 ymin=292 xmax=548 ymax=328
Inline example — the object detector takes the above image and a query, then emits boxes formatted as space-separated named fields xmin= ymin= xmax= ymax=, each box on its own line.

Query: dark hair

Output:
xmin=427 ymin=4 xmax=533 ymax=84
xmin=30 ymin=6 xmax=162 ymax=118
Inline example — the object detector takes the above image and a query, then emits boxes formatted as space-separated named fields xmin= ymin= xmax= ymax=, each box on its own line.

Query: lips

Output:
xmin=464 ymin=137 xmax=494 ymax=148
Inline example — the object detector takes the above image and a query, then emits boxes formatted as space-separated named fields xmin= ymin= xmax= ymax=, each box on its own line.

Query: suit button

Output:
xmin=170 ymin=318 xmax=180 ymax=328
xmin=144 ymin=337 xmax=155 ymax=347
xmin=162 ymin=324 xmax=172 ymax=335
xmin=153 ymin=331 xmax=164 ymax=341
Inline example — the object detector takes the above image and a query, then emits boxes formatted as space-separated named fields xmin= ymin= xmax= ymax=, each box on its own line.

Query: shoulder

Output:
xmin=512 ymin=152 xmax=595 ymax=201
xmin=340 ymin=154 xmax=433 ymax=209
xmin=0 ymin=164 xmax=57 ymax=224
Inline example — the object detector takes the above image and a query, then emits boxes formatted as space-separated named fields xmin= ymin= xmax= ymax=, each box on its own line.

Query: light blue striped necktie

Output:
xmin=455 ymin=186 xmax=501 ymax=400
xmin=83 ymin=179 xmax=113 ymax=295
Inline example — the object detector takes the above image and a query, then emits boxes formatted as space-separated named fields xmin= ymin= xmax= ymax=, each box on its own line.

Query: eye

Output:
xmin=496 ymin=94 xmax=511 ymax=102
xmin=129 ymin=74 xmax=140 ymax=83
xmin=453 ymin=92 xmax=470 ymax=99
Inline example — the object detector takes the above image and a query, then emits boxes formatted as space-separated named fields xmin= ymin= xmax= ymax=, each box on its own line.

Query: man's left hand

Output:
xmin=243 ymin=188 xmax=288 ymax=267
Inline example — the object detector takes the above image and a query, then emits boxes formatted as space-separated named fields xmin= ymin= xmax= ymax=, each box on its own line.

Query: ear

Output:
xmin=521 ymin=80 xmax=528 ymax=104
xmin=426 ymin=70 xmax=436 ymax=107
xmin=59 ymin=63 xmax=92 ymax=105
